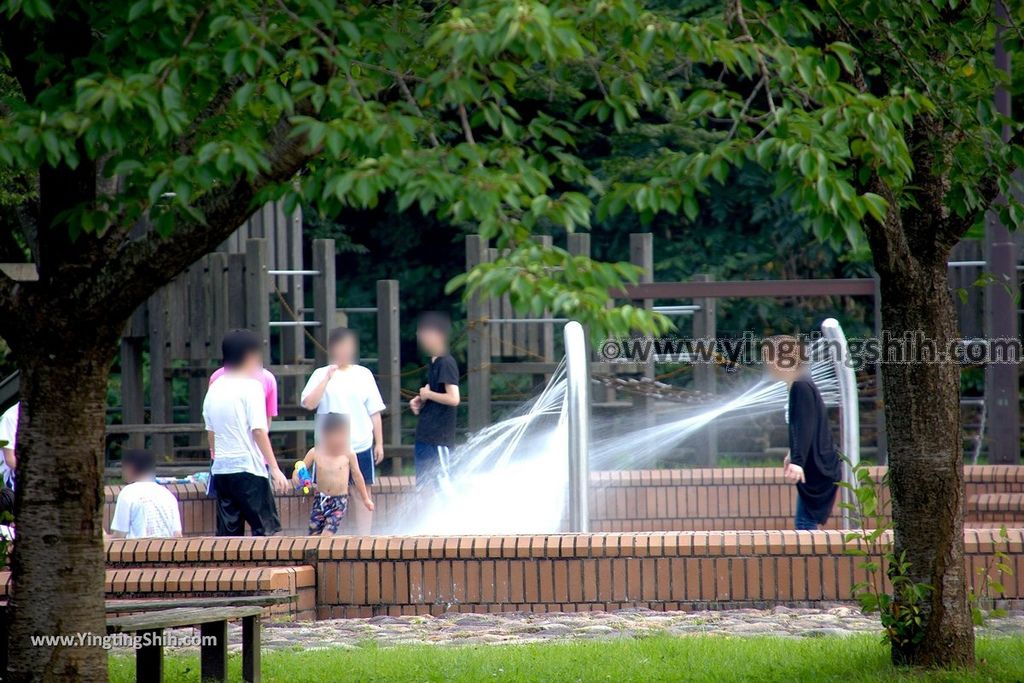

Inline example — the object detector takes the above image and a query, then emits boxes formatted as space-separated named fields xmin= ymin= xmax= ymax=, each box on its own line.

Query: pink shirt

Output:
xmin=209 ymin=367 xmax=278 ymax=418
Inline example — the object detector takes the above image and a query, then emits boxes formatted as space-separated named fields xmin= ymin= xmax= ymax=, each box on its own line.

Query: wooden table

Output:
xmin=107 ymin=605 xmax=263 ymax=683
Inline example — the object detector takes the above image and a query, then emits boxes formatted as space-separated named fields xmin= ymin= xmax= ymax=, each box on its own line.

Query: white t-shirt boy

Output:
xmin=301 ymin=365 xmax=385 ymax=452
xmin=110 ymin=481 xmax=183 ymax=538
xmin=203 ymin=374 xmax=269 ymax=478
xmin=0 ymin=402 xmax=19 ymax=488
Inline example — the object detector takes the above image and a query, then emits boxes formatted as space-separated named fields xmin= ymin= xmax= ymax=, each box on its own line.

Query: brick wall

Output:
xmin=97 ymin=530 xmax=1024 ymax=619
xmin=104 ymin=466 xmax=1024 ymax=535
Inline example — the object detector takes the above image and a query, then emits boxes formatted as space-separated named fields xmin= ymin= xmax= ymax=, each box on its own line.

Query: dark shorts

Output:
xmin=309 ymin=493 xmax=349 ymax=535
xmin=349 ymin=447 xmax=375 ymax=486
xmin=212 ymin=471 xmax=281 ymax=536
xmin=414 ymin=441 xmax=451 ymax=492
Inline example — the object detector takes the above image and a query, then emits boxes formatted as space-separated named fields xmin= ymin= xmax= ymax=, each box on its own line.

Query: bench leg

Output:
xmin=200 ymin=620 xmax=228 ymax=682
xmin=242 ymin=615 xmax=261 ymax=683
xmin=0 ymin=607 xmax=9 ymax=677
xmin=137 ymin=629 xmax=164 ymax=683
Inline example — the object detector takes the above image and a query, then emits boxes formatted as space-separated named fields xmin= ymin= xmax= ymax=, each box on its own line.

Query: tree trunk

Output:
xmin=876 ymin=257 xmax=974 ymax=667
xmin=6 ymin=338 xmax=115 ymax=682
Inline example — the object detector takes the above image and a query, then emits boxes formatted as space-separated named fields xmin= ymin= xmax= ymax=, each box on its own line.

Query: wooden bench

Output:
xmin=105 ymin=593 xmax=294 ymax=614
xmin=108 ymin=605 xmax=263 ymax=683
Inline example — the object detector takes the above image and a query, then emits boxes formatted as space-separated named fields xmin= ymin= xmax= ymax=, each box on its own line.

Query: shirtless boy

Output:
xmin=294 ymin=413 xmax=374 ymax=536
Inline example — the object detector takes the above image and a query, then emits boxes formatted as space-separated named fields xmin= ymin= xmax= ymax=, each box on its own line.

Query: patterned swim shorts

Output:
xmin=308 ymin=493 xmax=349 ymax=535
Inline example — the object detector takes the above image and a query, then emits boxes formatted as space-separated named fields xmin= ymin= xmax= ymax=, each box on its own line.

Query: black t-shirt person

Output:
xmin=415 ymin=355 xmax=459 ymax=446
xmin=788 ymin=378 xmax=841 ymax=527
xmin=413 ymin=354 xmax=460 ymax=491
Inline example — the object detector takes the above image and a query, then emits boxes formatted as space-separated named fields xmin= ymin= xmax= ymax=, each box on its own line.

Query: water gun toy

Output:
xmin=293 ymin=461 xmax=313 ymax=495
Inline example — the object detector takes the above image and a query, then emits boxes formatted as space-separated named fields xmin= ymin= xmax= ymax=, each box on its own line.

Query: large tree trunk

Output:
xmin=876 ymin=256 xmax=974 ymax=667
xmin=6 ymin=336 xmax=116 ymax=682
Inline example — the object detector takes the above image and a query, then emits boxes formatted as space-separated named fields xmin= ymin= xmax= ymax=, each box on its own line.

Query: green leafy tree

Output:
xmin=0 ymin=0 xmax=1019 ymax=679
xmin=592 ymin=0 xmax=1023 ymax=668
xmin=0 ymin=1 xmax=669 ymax=680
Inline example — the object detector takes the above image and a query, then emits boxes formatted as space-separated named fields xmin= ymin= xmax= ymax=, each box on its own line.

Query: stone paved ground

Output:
xmin=129 ymin=608 xmax=1024 ymax=654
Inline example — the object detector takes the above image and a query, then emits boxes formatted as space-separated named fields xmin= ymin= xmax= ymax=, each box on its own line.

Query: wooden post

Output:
xmin=148 ymin=288 xmax=172 ymax=458
xmin=200 ymin=620 xmax=228 ymax=682
xmin=281 ymin=206 xmax=305 ymax=366
xmin=985 ymin=240 xmax=1019 ymax=464
xmin=121 ymin=304 xmax=148 ymax=451
xmin=188 ymin=262 xmax=209 ymax=448
xmin=244 ymin=238 xmax=270 ymax=365
xmin=311 ymin=239 xmax=336 ymax=367
xmin=872 ymin=271 xmax=888 ymax=465
xmin=242 ymin=615 xmax=262 ymax=683
xmin=466 ymin=235 xmax=491 ymax=432
xmin=629 ymin=233 xmax=655 ymax=423
xmin=377 ymin=280 xmax=402 ymax=468
xmin=120 ymin=337 xmax=145 ymax=450
xmin=692 ymin=273 xmax=718 ymax=466
xmin=136 ymin=629 xmax=164 ymax=683
xmin=208 ymin=252 xmax=230 ymax=356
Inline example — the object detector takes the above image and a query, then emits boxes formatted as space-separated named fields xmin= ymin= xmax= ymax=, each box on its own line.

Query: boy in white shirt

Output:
xmin=0 ymin=402 xmax=19 ymax=489
xmin=204 ymin=329 xmax=289 ymax=536
xmin=301 ymin=327 xmax=386 ymax=534
xmin=109 ymin=449 xmax=182 ymax=539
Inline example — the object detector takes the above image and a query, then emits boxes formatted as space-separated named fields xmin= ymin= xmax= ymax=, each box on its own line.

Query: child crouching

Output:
xmin=294 ymin=413 xmax=374 ymax=536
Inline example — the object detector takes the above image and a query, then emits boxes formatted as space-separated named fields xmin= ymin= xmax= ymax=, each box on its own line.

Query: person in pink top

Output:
xmin=209 ymin=364 xmax=278 ymax=422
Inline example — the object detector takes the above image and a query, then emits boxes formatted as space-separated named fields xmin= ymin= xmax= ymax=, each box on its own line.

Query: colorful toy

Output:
xmin=293 ymin=461 xmax=313 ymax=495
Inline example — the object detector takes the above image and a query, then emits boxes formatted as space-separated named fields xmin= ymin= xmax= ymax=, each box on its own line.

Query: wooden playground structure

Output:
xmin=90 ymin=208 xmax=1018 ymax=475
xmin=108 ymin=201 xmax=402 ymax=472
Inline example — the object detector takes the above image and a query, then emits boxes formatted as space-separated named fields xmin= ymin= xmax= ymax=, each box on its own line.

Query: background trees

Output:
xmin=0 ymin=0 xmax=1019 ymax=679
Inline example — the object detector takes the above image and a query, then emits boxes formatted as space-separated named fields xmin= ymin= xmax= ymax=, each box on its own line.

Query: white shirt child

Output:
xmin=301 ymin=365 xmax=385 ymax=452
xmin=203 ymin=374 xmax=269 ymax=478
xmin=110 ymin=481 xmax=182 ymax=539
xmin=0 ymin=402 xmax=19 ymax=488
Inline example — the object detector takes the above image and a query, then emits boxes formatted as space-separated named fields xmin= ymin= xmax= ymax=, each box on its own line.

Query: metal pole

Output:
xmin=564 ymin=321 xmax=591 ymax=533
xmin=821 ymin=318 xmax=860 ymax=530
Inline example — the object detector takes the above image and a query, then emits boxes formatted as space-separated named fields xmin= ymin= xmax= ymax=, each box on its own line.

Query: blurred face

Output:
xmin=122 ymin=464 xmax=141 ymax=484
xmin=761 ymin=339 xmax=803 ymax=380
xmin=321 ymin=427 xmax=350 ymax=454
xmin=330 ymin=336 xmax=357 ymax=366
xmin=417 ymin=327 xmax=445 ymax=355
xmin=241 ymin=348 xmax=264 ymax=374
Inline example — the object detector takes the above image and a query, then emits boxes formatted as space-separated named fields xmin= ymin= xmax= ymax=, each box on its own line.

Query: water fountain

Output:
xmin=384 ymin=318 xmax=861 ymax=534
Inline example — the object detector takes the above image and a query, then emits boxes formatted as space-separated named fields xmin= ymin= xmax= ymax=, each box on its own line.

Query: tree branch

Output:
xmin=176 ymin=74 xmax=249 ymax=156
xmin=95 ymin=106 xmax=319 ymax=322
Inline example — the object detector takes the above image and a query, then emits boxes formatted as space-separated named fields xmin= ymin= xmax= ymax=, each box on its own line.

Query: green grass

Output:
xmin=109 ymin=634 xmax=1024 ymax=682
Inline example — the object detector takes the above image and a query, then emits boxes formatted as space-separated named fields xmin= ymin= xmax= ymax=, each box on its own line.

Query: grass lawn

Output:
xmin=109 ymin=634 xmax=1024 ymax=682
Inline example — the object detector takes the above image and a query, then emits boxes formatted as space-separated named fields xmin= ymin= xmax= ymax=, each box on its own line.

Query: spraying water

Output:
xmin=382 ymin=337 xmax=845 ymax=535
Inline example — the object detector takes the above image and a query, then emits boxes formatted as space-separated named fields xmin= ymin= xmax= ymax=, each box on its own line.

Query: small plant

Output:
xmin=839 ymin=457 xmax=931 ymax=648
xmin=968 ymin=525 xmax=1014 ymax=625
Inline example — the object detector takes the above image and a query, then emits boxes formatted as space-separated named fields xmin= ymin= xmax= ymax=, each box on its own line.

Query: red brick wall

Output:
xmin=98 ymin=529 xmax=1024 ymax=618
xmin=313 ymin=529 xmax=1024 ymax=617
xmin=104 ymin=466 xmax=1024 ymax=535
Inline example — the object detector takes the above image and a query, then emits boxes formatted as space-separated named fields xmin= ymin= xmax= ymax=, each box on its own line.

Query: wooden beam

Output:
xmin=616 ymin=278 xmax=876 ymax=300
